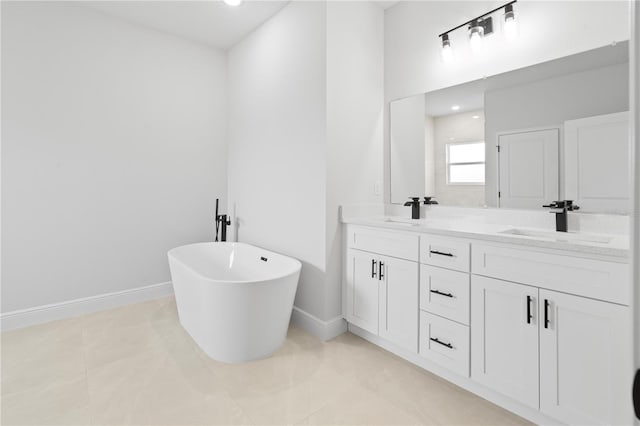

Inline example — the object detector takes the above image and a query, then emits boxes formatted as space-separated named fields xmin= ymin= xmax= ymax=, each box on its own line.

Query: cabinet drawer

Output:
xmin=420 ymin=235 xmax=470 ymax=272
xmin=420 ymin=265 xmax=469 ymax=325
xmin=472 ymin=243 xmax=629 ymax=305
xmin=419 ymin=312 xmax=469 ymax=377
xmin=347 ymin=225 xmax=419 ymax=261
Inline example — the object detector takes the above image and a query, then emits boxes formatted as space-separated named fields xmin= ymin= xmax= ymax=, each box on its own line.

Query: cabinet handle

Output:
xmin=371 ymin=259 xmax=377 ymax=279
xmin=526 ymin=295 xmax=533 ymax=324
xmin=430 ymin=289 xmax=454 ymax=298
xmin=379 ymin=262 xmax=385 ymax=281
xmin=544 ymin=299 xmax=550 ymax=329
xmin=430 ymin=250 xmax=454 ymax=257
xmin=430 ymin=337 xmax=453 ymax=349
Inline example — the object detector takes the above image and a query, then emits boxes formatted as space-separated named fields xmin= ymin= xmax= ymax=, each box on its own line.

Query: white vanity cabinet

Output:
xmin=418 ymin=235 xmax=472 ymax=377
xmin=342 ymin=223 xmax=632 ymax=425
xmin=345 ymin=249 xmax=381 ymax=334
xmin=539 ymin=289 xmax=631 ymax=425
xmin=344 ymin=226 xmax=419 ymax=352
xmin=378 ymin=255 xmax=419 ymax=352
xmin=470 ymin=275 xmax=540 ymax=409
xmin=471 ymin=244 xmax=632 ymax=425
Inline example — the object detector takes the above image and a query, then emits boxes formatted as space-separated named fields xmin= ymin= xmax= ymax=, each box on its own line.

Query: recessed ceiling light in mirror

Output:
xmin=223 ymin=0 xmax=243 ymax=6
xmin=451 ymin=105 xmax=460 ymax=111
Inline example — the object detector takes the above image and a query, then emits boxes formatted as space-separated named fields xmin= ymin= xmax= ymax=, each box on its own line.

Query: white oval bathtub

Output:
xmin=167 ymin=242 xmax=301 ymax=363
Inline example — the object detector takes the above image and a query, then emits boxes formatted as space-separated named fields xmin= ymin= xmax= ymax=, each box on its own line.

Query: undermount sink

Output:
xmin=499 ymin=228 xmax=613 ymax=244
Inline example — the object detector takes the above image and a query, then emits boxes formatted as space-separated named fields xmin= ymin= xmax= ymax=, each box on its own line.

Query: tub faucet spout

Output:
xmin=215 ymin=198 xmax=231 ymax=242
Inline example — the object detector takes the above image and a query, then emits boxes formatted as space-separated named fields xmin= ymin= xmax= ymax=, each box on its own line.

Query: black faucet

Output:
xmin=215 ymin=198 xmax=231 ymax=242
xmin=404 ymin=197 xmax=421 ymax=219
xmin=542 ymin=200 xmax=580 ymax=232
xmin=424 ymin=197 xmax=438 ymax=205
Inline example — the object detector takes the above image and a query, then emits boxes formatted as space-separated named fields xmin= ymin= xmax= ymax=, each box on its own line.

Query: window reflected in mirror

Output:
xmin=446 ymin=141 xmax=485 ymax=185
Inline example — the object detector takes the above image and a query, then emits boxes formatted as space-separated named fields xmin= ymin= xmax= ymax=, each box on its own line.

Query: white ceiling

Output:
xmin=83 ymin=1 xmax=289 ymax=49
xmin=83 ymin=1 xmax=399 ymax=50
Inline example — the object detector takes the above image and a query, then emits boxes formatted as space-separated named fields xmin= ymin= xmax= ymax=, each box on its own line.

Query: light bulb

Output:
xmin=441 ymin=34 xmax=454 ymax=63
xmin=469 ymin=22 xmax=485 ymax=55
xmin=504 ymin=4 xmax=518 ymax=41
xmin=223 ymin=0 xmax=242 ymax=6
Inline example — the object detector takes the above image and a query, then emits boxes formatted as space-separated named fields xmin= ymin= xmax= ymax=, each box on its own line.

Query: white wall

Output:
xmin=1 ymin=3 xmax=227 ymax=312
xmin=326 ymin=1 xmax=384 ymax=320
xmin=484 ymin=62 xmax=629 ymax=206
xmin=384 ymin=0 xmax=630 ymax=202
xmin=228 ymin=1 xmax=383 ymax=322
xmin=227 ymin=1 xmax=328 ymax=319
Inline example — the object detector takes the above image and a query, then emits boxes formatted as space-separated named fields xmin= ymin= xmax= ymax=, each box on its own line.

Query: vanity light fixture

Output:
xmin=468 ymin=20 xmax=486 ymax=55
xmin=441 ymin=34 xmax=454 ymax=63
xmin=223 ymin=0 xmax=242 ymax=6
xmin=503 ymin=3 xmax=518 ymax=41
xmin=439 ymin=0 xmax=517 ymax=61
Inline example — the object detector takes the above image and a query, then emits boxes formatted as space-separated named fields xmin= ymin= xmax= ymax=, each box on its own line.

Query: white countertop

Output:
xmin=343 ymin=216 xmax=630 ymax=259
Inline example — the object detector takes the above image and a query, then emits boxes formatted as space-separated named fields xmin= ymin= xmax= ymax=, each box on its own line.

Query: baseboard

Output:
xmin=348 ymin=323 xmax=558 ymax=426
xmin=290 ymin=306 xmax=347 ymax=341
xmin=1 ymin=282 xmax=174 ymax=331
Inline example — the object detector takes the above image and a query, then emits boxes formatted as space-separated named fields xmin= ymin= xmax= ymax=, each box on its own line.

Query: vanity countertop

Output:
xmin=343 ymin=216 xmax=630 ymax=259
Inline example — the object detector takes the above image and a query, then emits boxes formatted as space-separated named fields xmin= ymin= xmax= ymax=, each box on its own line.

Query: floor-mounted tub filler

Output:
xmin=168 ymin=242 xmax=301 ymax=363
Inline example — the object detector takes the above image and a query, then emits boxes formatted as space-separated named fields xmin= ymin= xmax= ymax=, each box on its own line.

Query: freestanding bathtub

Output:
xmin=168 ymin=242 xmax=301 ymax=363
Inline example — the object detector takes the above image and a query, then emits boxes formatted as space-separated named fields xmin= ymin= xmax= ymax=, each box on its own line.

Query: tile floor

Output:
xmin=1 ymin=297 xmax=533 ymax=425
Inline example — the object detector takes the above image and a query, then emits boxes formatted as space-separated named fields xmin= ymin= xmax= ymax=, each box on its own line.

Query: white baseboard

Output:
xmin=290 ymin=306 xmax=347 ymax=341
xmin=1 ymin=282 xmax=174 ymax=331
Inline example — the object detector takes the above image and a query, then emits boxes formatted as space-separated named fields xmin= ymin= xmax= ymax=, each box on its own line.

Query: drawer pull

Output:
xmin=371 ymin=259 xmax=377 ymax=279
xmin=526 ymin=295 xmax=533 ymax=324
xmin=430 ymin=337 xmax=453 ymax=349
xmin=430 ymin=289 xmax=454 ymax=298
xmin=430 ymin=250 xmax=454 ymax=257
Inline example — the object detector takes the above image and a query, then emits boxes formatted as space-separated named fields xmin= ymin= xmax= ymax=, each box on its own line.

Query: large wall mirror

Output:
xmin=389 ymin=42 xmax=630 ymax=214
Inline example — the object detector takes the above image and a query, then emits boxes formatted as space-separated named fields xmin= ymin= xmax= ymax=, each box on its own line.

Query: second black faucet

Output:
xmin=542 ymin=200 xmax=579 ymax=232
xmin=404 ymin=196 xmax=439 ymax=219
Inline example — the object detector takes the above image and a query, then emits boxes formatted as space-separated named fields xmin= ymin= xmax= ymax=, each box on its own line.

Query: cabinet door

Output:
xmin=345 ymin=249 xmax=379 ymax=334
xmin=539 ymin=290 xmax=633 ymax=425
xmin=378 ymin=255 xmax=419 ymax=352
xmin=471 ymin=276 xmax=539 ymax=409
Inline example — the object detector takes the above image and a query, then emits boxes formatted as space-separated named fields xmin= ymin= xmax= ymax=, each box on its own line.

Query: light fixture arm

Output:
xmin=438 ymin=0 xmax=517 ymax=38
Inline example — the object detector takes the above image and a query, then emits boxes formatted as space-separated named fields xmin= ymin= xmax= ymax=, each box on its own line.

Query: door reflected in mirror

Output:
xmin=389 ymin=42 xmax=630 ymax=214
